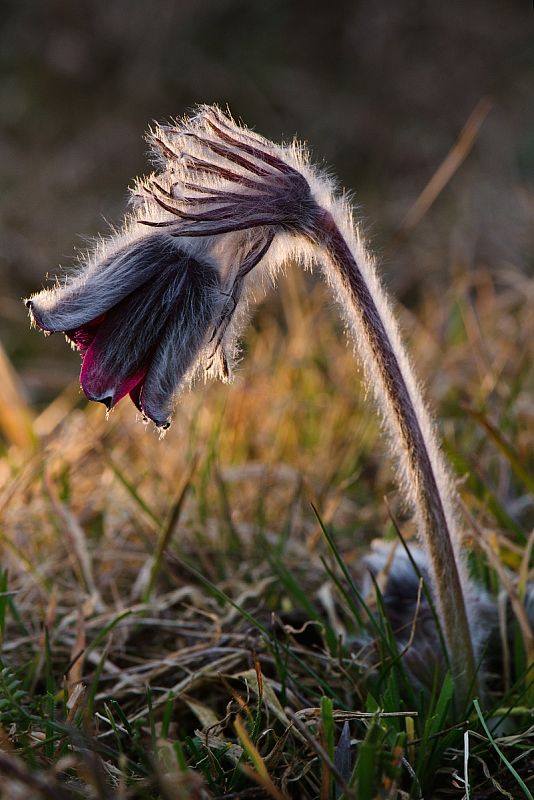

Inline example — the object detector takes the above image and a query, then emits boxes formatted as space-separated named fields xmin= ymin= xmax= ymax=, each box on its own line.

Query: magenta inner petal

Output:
xmin=129 ymin=381 xmax=144 ymax=413
xmin=65 ymin=314 xmax=106 ymax=354
xmin=112 ymin=368 xmax=147 ymax=406
xmin=80 ymin=342 xmax=147 ymax=408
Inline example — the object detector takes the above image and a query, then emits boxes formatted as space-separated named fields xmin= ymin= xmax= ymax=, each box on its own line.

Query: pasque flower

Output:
xmin=26 ymin=232 xmax=222 ymax=428
xmin=28 ymin=105 xmax=478 ymax=705
xmin=26 ymin=106 xmax=316 ymax=427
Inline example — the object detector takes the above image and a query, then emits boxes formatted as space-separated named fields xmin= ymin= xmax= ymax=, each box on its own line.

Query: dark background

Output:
xmin=1 ymin=0 xmax=532 ymax=398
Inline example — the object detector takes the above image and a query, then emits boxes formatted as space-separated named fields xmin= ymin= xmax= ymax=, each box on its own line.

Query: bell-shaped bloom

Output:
xmin=26 ymin=232 xmax=222 ymax=428
xmin=26 ymin=106 xmax=323 ymax=426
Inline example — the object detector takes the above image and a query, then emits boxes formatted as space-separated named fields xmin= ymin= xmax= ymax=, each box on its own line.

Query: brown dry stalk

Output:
xmin=0 ymin=339 xmax=35 ymax=451
xmin=392 ymin=96 xmax=493 ymax=244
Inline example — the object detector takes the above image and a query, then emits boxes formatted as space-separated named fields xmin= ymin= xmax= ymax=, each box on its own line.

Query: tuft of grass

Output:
xmin=0 ymin=268 xmax=533 ymax=797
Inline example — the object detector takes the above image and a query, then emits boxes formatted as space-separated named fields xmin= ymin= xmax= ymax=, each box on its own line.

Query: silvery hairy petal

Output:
xmin=26 ymin=233 xmax=184 ymax=334
xmin=138 ymin=257 xmax=220 ymax=427
xmin=26 ymin=231 xmax=221 ymax=425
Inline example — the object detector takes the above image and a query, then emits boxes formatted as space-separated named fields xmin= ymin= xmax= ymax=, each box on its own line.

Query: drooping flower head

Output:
xmin=26 ymin=106 xmax=322 ymax=428
xmin=141 ymin=104 xmax=321 ymax=238
xmin=27 ymin=231 xmax=223 ymax=429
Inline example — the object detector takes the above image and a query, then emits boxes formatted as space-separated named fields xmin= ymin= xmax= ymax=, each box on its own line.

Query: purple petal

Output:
xmin=65 ymin=315 xmax=106 ymax=354
xmin=71 ymin=241 xmax=219 ymax=412
xmin=81 ymin=343 xmax=147 ymax=408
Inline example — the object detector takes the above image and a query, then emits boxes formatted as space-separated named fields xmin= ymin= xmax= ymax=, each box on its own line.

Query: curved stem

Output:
xmin=315 ymin=210 xmax=477 ymax=706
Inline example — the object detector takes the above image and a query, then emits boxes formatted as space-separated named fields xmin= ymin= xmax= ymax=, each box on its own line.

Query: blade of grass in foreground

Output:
xmin=144 ymin=460 xmax=195 ymax=600
xmin=106 ymin=456 xmax=161 ymax=528
xmin=465 ymin=407 xmax=534 ymax=496
xmin=320 ymin=695 xmax=335 ymax=800
xmin=348 ymin=713 xmax=388 ymax=799
xmin=0 ymin=340 xmax=36 ymax=451
xmin=473 ymin=699 xmax=533 ymax=800
xmin=176 ymin=555 xmax=347 ymax=705
xmin=234 ymin=715 xmax=286 ymax=800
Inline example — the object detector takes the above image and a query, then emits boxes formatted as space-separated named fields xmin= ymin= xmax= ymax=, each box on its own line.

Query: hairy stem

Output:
xmin=315 ymin=210 xmax=477 ymax=706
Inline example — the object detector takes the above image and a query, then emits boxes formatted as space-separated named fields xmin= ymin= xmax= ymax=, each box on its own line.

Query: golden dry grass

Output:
xmin=0 ymin=264 xmax=533 ymax=798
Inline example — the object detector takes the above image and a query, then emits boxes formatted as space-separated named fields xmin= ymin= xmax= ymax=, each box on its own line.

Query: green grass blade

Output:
xmin=473 ymin=698 xmax=533 ymax=800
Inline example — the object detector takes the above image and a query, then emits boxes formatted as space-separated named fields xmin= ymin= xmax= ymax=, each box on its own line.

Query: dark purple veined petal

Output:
xmin=65 ymin=315 xmax=106 ymax=354
xmin=141 ymin=117 xmax=315 ymax=240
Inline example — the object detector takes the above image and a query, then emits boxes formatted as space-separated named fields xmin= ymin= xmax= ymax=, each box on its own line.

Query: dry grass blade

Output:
xmin=0 ymin=454 xmax=41 ymax=512
xmin=461 ymin=501 xmax=534 ymax=669
xmin=0 ymin=525 xmax=48 ymax=588
xmin=0 ymin=750 xmax=73 ymax=800
xmin=391 ymin=96 xmax=493 ymax=244
xmin=66 ymin=608 xmax=86 ymax=691
xmin=234 ymin=715 xmax=288 ymax=800
xmin=0 ymin=339 xmax=36 ymax=451
xmin=294 ymin=708 xmax=418 ymax=723
xmin=463 ymin=729 xmax=471 ymax=800
xmin=44 ymin=470 xmax=104 ymax=611
xmin=124 ymin=651 xmax=247 ymax=724
xmin=32 ymin=383 xmax=81 ymax=438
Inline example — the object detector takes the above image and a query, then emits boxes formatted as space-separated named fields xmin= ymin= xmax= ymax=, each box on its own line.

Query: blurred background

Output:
xmin=0 ymin=0 xmax=533 ymax=410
